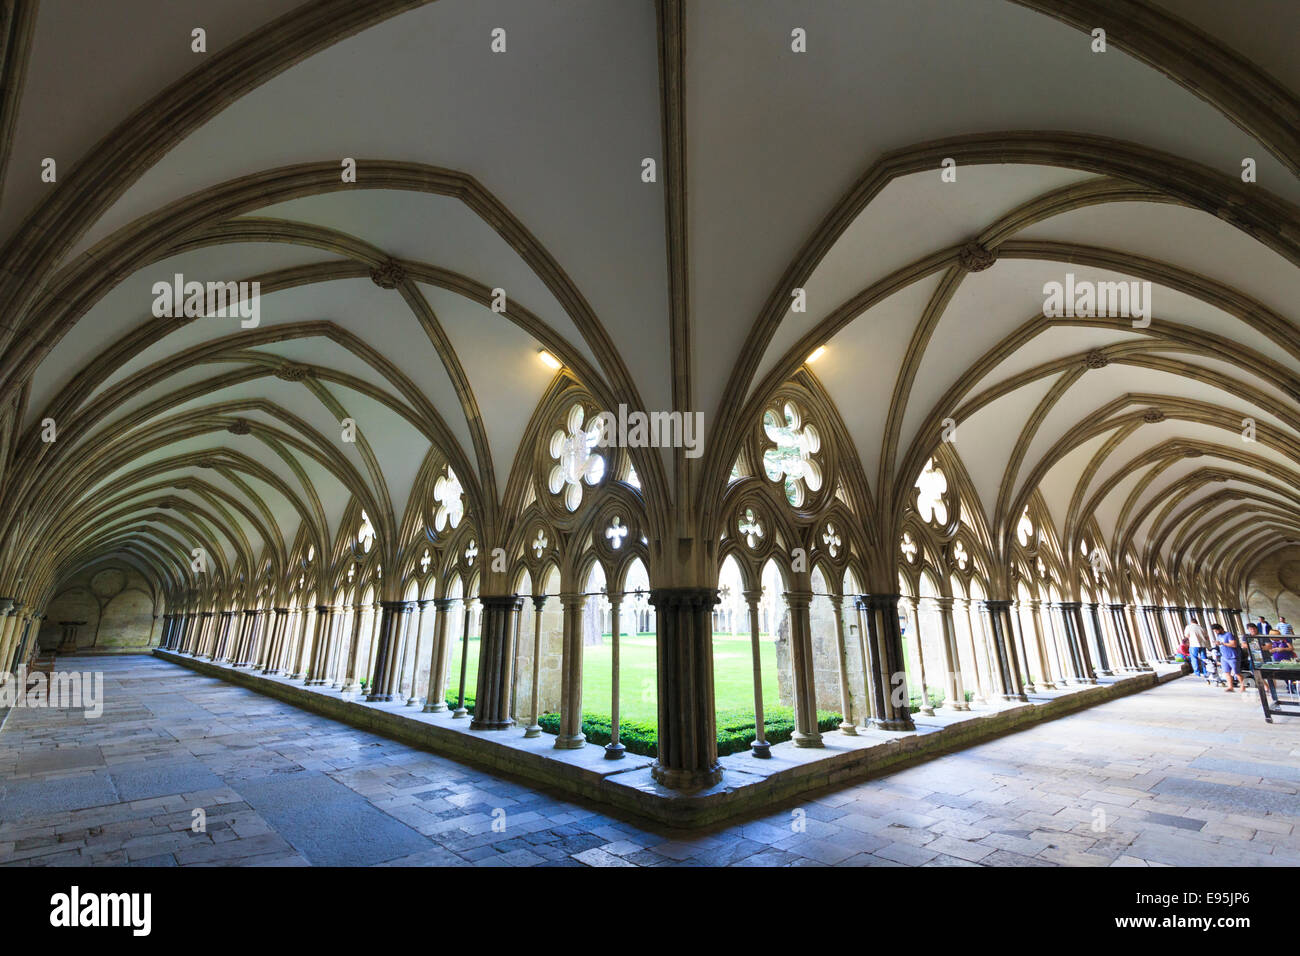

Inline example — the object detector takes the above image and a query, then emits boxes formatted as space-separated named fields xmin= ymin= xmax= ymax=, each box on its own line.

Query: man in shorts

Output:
xmin=1213 ymin=623 xmax=1243 ymax=692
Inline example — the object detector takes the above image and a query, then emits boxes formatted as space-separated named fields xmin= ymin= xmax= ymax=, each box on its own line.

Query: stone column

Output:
xmin=452 ymin=598 xmax=474 ymax=718
xmin=1027 ymin=601 xmax=1057 ymax=689
xmin=471 ymin=595 xmax=522 ymax=730
xmin=933 ymin=597 xmax=969 ymax=709
xmin=979 ymin=600 xmax=1020 ymax=700
xmin=649 ymin=587 xmax=722 ymax=789
xmin=1008 ymin=602 xmax=1036 ymax=694
xmin=743 ymin=589 xmax=771 ymax=756
xmin=782 ymin=590 xmax=823 ymax=747
xmin=9 ymin=612 xmax=33 ymax=671
xmin=902 ymin=596 xmax=933 ymax=715
xmin=554 ymin=593 xmax=586 ymax=747
xmin=1083 ymin=603 xmax=1112 ymax=676
xmin=289 ymin=607 xmax=312 ymax=679
xmin=830 ymin=595 xmax=857 ymax=733
xmin=406 ymin=600 xmax=431 ymax=705
xmin=1053 ymin=602 xmax=1090 ymax=683
xmin=368 ymin=601 xmax=411 ymax=702
xmin=605 ymin=594 xmax=625 ymax=758
xmin=854 ymin=596 xmax=885 ymax=726
xmin=339 ymin=603 xmax=366 ymax=694
xmin=958 ymin=598 xmax=988 ymax=705
xmin=522 ymin=595 xmax=545 ymax=735
xmin=423 ymin=598 xmax=453 ymax=713
xmin=863 ymin=593 xmax=916 ymax=730
xmin=305 ymin=606 xmax=333 ymax=684
xmin=508 ymin=600 xmax=524 ymax=722
xmin=262 ymin=609 xmax=289 ymax=674
xmin=0 ymin=599 xmax=17 ymax=673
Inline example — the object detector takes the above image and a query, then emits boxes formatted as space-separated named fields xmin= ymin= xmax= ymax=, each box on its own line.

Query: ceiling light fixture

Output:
xmin=806 ymin=346 xmax=826 ymax=364
xmin=537 ymin=349 xmax=562 ymax=370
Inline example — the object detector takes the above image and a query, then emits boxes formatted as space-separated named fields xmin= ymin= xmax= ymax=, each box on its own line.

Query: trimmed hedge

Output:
xmin=535 ymin=705 xmax=844 ymax=758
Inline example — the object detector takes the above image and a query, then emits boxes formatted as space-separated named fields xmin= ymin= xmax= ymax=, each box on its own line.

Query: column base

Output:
xmin=366 ymin=692 xmax=393 ymax=702
xmin=651 ymin=760 xmax=722 ymax=791
xmin=306 ymin=678 xmax=329 ymax=687
xmin=522 ymin=723 xmax=542 ymax=738
xmin=554 ymin=733 xmax=586 ymax=749
xmin=604 ymin=742 xmax=626 ymax=759
xmin=1096 ymin=669 xmax=1114 ymax=677
xmin=791 ymin=730 xmax=824 ymax=748
xmin=873 ymin=716 xmax=915 ymax=731
xmin=942 ymin=701 xmax=971 ymax=712
xmin=451 ymin=706 xmax=468 ymax=718
xmin=838 ymin=720 xmax=858 ymax=735
xmin=423 ymin=701 xmax=448 ymax=713
xmin=918 ymin=705 xmax=936 ymax=716
xmin=1037 ymin=681 xmax=1058 ymax=690
xmin=339 ymin=681 xmax=359 ymax=695
xmin=1003 ymin=693 xmax=1029 ymax=703
xmin=750 ymin=740 xmax=772 ymax=758
xmin=1023 ymin=682 xmax=1038 ymax=694
xmin=405 ymin=696 xmax=420 ymax=707
xmin=469 ymin=716 xmax=514 ymax=731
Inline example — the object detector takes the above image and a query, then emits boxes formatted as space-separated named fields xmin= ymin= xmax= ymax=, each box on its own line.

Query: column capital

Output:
xmin=647 ymin=587 xmax=719 ymax=609
xmin=314 ymin=604 xmax=331 ymax=614
xmin=1056 ymin=601 xmax=1082 ymax=611
xmin=741 ymin=588 xmax=763 ymax=604
xmin=530 ymin=594 xmax=547 ymax=611
xmin=782 ymin=589 xmax=813 ymax=609
xmin=273 ymin=607 xmax=290 ymax=615
xmin=930 ymin=595 xmax=955 ymax=610
xmin=980 ymin=598 xmax=1014 ymax=611
xmin=434 ymin=596 xmax=455 ymax=611
xmin=379 ymin=600 xmax=415 ymax=613
xmin=859 ymin=592 xmax=901 ymax=611
xmin=478 ymin=594 xmax=522 ymax=611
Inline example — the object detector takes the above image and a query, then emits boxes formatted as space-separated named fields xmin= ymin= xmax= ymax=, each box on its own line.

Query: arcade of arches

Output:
xmin=1 ymin=0 xmax=1299 ymax=811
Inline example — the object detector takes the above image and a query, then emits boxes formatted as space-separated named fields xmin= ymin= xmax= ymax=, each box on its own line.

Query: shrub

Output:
xmin=535 ymin=706 xmax=843 ymax=758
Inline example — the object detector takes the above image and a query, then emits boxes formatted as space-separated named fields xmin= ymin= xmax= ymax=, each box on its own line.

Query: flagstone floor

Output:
xmin=1 ymin=654 xmax=1298 ymax=866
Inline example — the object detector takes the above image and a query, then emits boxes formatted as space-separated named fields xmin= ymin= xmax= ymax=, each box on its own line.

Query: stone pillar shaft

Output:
xmin=649 ymin=587 xmax=722 ymax=789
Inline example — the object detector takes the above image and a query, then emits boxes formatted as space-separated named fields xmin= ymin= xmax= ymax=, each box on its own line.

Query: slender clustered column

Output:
xmin=783 ymin=590 xmax=823 ymax=747
xmin=934 ymin=597 xmax=969 ymax=709
xmin=453 ymin=597 xmax=473 ymax=718
xmin=553 ymin=593 xmax=585 ymax=746
xmin=423 ymin=597 xmax=453 ymax=713
xmin=605 ymin=594 xmax=624 ymax=758
xmin=406 ymin=599 xmax=430 ymax=705
xmin=904 ymin=596 xmax=933 ymax=715
xmin=830 ymin=595 xmax=857 ymax=733
xmin=523 ymin=595 xmax=546 ymax=737
xmin=743 ymin=589 xmax=770 ymax=756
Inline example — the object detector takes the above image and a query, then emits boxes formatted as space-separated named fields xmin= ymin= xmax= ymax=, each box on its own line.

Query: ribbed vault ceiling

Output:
xmin=0 ymin=0 xmax=1297 ymax=609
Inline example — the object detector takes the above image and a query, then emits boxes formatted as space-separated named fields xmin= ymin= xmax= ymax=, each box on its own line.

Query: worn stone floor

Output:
xmin=1 ymin=654 xmax=1298 ymax=867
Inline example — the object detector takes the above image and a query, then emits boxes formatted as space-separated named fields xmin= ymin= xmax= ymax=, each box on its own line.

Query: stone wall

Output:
xmin=36 ymin=562 xmax=159 ymax=653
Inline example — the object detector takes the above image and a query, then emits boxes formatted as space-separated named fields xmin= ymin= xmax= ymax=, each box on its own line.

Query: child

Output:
xmin=1176 ymin=635 xmax=1190 ymax=664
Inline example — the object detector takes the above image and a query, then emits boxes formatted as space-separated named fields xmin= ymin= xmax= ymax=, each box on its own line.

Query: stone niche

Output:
xmin=1243 ymin=545 xmax=1300 ymax=626
xmin=36 ymin=561 xmax=160 ymax=652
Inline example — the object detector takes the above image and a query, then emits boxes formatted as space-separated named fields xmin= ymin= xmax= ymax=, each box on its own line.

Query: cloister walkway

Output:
xmin=1 ymin=655 xmax=1298 ymax=867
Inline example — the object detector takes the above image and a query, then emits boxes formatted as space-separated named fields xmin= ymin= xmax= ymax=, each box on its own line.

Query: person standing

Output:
xmin=1278 ymin=617 xmax=1294 ymax=636
xmin=1213 ymin=623 xmax=1243 ymax=692
xmin=1184 ymin=615 xmax=1211 ymax=678
xmin=1257 ymin=615 xmax=1273 ymax=635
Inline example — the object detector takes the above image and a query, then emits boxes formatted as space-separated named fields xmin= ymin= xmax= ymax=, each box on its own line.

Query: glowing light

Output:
xmin=537 ymin=349 xmax=562 ymax=370
xmin=806 ymin=346 xmax=826 ymax=364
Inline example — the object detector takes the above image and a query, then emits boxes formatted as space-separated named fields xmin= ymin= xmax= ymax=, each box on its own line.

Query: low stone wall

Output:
xmin=155 ymin=648 xmax=1186 ymax=829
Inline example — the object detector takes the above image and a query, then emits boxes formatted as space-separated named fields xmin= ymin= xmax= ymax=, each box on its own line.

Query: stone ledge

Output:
xmin=154 ymin=649 xmax=1187 ymax=828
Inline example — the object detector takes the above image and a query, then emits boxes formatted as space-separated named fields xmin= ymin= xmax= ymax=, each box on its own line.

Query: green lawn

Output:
xmin=446 ymin=632 xmax=780 ymax=721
